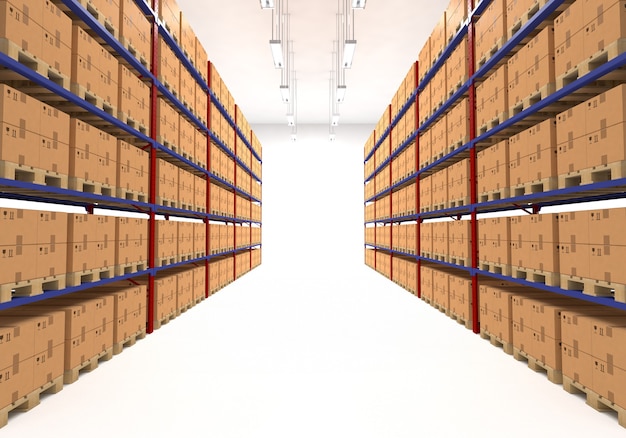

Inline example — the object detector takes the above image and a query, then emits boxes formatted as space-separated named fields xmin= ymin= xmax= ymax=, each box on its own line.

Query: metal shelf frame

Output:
xmin=365 ymin=0 xmax=626 ymax=333
xmin=0 ymin=0 xmax=262 ymax=332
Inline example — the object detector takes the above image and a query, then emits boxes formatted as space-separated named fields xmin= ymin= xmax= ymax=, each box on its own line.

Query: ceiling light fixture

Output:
xmin=343 ymin=40 xmax=357 ymax=68
xmin=280 ymin=85 xmax=290 ymax=103
xmin=331 ymin=114 xmax=340 ymax=126
xmin=260 ymin=0 xmax=274 ymax=8
xmin=287 ymin=114 xmax=295 ymax=126
xmin=336 ymin=85 xmax=347 ymax=103
xmin=269 ymin=40 xmax=284 ymax=68
xmin=352 ymin=0 xmax=365 ymax=8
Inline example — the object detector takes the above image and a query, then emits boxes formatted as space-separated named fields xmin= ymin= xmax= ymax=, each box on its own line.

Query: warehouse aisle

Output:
xmin=4 ymin=127 xmax=625 ymax=437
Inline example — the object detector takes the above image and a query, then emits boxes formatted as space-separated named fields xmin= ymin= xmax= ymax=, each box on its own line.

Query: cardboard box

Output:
xmin=479 ymin=217 xmax=512 ymax=267
xmin=119 ymin=0 xmax=150 ymax=63
xmin=419 ymin=175 xmax=432 ymax=211
xmin=585 ymin=83 xmax=626 ymax=168
xmin=67 ymin=213 xmax=96 ymax=273
xmin=0 ymin=209 xmax=39 ymax=284
xmin=448 ymin=219 xmax=471 ymax=263
xmin=42 ymin=0 xmax=72 ymax=76
xmin=90 ymin=0 xmax=120 ymax=32
xmin=36 ymin=211 xmax=68 ymax=279
xmin=0 ymin=0 xmax=44 ymax=63
xmin=556 ymin=102 xmax=587 ymax=176
xmin=448 ymin=158 xmax=470 ymax=205
xmin=94 ymin=215 xmax=115 ymax=269
xmin=510 ymin=215 xmax=530 ymax=268
xmin=115 ymin=217 xmax=147 ymax=266
xmin=419 ymin=82 xmax=432 ymax=123
xmin=431 ymin=168 xmax=448 ymax=207
xmin=527 ymin=213 xmax=559 ymax=273
xmin=0 ymin=83 xmax=44 ymax=170
xmin=118 ymin=64 xmax=150 ymax=127
xmin=433 ymin=268 xmax=450 ymax=309
xmin=117 ymin=140 xmax=149 ymax=196
xmin=432 ymin=221 xmax=449 ymax=256
xmin=418 ymin=36 xmax=431 ymax=82
xmin=446 ymin=35 xmax=468 ymax=95
xmin=420 ymin=265 xmax=434 ymax=300
xmin=475 ymin=0 xmax=507 ymax=69
xmin=431 ymin=12 xmax=447 ymax=65
xmin=477 ymin=139 xmax=510 ymax=197
xmin=446 ymin=0 xmax=467 ymax=42
xmin=557 ymin=211 xmax=590 ymax=278
xmin=156 ymin=219 xmax=178 ymax=261
xmin=446 ymin=98 xmax=469 ymax=152
xmin=554 ymin=0 xmax=584 ymax=77
xmin=156 ymin=159 xmax=178 ymax=203
xmin=584 ymin=0 xmax=626 ymax=63
xmin=449 ymin=273 xmax=472 ymax=320
xmin=476 ymin=64 xmax=508 ymax=130
xmin=589 ymin=208 xmax=626 ymax=284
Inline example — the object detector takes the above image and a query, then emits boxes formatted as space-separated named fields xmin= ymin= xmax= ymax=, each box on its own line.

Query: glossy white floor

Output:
xmin=3 ymin=125 xmax=625 ymax=437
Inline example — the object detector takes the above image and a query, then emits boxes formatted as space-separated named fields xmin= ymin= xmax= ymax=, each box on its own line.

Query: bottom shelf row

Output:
xmin=365 ymin=253 xmax=626 ymax=428
xmin=0 ymin=249 xmax=262 ymax=428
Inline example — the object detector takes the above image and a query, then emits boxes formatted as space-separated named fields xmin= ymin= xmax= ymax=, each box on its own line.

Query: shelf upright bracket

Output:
xmin=147 ymin=0 xmax=160 ymax=334
xmin=468 ymin=0 xmax=480 ymax=334
xmin=513 ymin=203 xmax=541 ymax=215
xmin=85 ymin=205 xmax=95 ymax=215
xmin=414 ymin=60 xmax=422 ymax=298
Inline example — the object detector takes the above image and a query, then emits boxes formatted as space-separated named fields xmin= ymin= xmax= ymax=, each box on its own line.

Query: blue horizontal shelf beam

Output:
xmin=0 ymin=243 xmax=263 ymax=311
xmin=476 ymin=270 xmax=626 ymax=311
xmin=0 ymin=269 xmax=152 ymax=311
xmin=472 ymin=0 xmax=494 ymax=18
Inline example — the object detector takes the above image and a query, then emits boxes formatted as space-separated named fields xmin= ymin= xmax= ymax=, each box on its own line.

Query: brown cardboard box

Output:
xmin=117 ymin=140 xmax=149 ymax=196
xmin=0 ymin=355 xmax=34 ymax=410
xmin=446 ymin=35 xmax=468 ymax=95
xmin=94 ymin=129 xmax=117 ymax=188
xmin=585 ymin=84 xmax=626 ymax=168
xmin=420 ymin=221 xmax=433 ymax=256
xmin=446 ymin=0 xmax=467 ymax=42
xmin=179 ymin=11 xmax=195 ymax=59
xmin=194 ymin=221 xmax=206 ymax=256
xmin=477 ymin=139 xmax=509 ymax=198
xmin=431 ymin=12 xmax=447 ymax=65
xmin=431 ymin=67 xmax=448 ymax=110
xmin=67 ymin=213 xmax=96 ymax=273
xmin=158 ymin=36 xmax=180 ymax=96
xmin=418 ymin=36 xmax=431 ymax=82
xmin=154 ymin=274 xmax=177 ymax=321
xmin=479 ymin=217 xmax=511 ymax=266
xmin=36 ymin=211 xmax=68 ymax=279
xmin=527 ymin=118 xmax=557 ymax=184
xmin=42 ymin=0 xmax=72 ymax=76
xmin=447 ymin=158 xmax=470 ymax=206
xmin=448 ymin=219 xmax=471 ymax=263
xmin=508 ymin=130 xmax=527 ymax=186
xmin=447 ymin=98 xmax=469 ymax=152
xmin=510 ymin=215 xmax=530 ymax=268
xmin=528 ymin=213 xmax=559 ymax=273
xmin=557 ymin=211 xmax=590 ymax=278
xmin=0 ymin=0 xmax=43 ymax=61
xmin=158 ymin=0 xmax=180 ymax=40
xmin=431 ymin=168 xmax=448 ymax=207
xmin=589 ymin=208 xmax=626 ymax=284
xmin=157 ymin=97 xmax=179 ymax=151
xmin=525 ymin=27 xmax=555 ymax=97
xmin=475 ymin=0 xmax=507 ymax=69
xmin=592 ymin=357 xmax=626 ymax=408
xmin=119 ymin=0 xmax=150 ymax=64
xmin=156 ymin=219 xmax=178 ymax=262
xmin=178 ymin=168 xmax=195 ymax=210
xmin=39 ymin=102 xmax=70 ymax=177
xmin=90 ymin=0 xmax=120 ymax=32
xmin=584 ymin=0 xmax=626 ymax=62
xmin=449 ymin=273 xmax=472 ymax=320
xmin=554 ymin=0 xmax=584 ymax=76
xmin=507 ymin=47 xmax=526 ymax=108
xmin=556 ymin=102 xmax=587 ymax=176
xmin=433 ymin=268 xmax=450 ymax=309
xmin=418 ymin=129 xmax=431 ymax=168
xmin=0 ymin=318 xmax=36 ymax=369
xmin=0 ymin=83 xmax=42 ymax=170
xmin=69 ymin=119 xmax=98 ymax=182
xmin=432 ymin=221 xmax=449 ymax=256
xmin=156 ymin=159 xmax=178 ymax=203
xmin=419 ymin=82 xmax=432 ymax=123
xmin=178 ymin=221 xmax=194 ymax=256
xmin=421 ymin=265 xmax=434 ymax=301
xmin=118 ymin=64 xmax=150 ymax=127
xmin=94 ymin=215 xmax=115 ymax=269
xmin=115 ymin=217 xmax=147 ymax=266
xmin=476 ymin=64 xmax=508 ymax=130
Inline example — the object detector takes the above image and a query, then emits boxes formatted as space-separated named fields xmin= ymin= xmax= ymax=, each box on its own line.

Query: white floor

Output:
xmin=3 ymin=125 xmax=626 ymax=436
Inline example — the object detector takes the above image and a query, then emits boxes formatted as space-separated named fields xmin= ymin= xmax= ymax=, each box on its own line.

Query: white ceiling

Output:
xmin=176 ymin=0 xmax=446 ymax=126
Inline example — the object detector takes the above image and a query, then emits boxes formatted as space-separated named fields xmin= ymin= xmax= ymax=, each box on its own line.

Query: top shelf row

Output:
xmin=13 ymin=0 xmax=263 ymax=165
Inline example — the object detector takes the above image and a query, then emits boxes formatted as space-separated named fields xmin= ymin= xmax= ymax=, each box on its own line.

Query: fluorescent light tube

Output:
xmin=260 ymin=0 xmax=274 ymax=8
xmin=280 ymin=85 xmax=290 ymax=103
xmin=336 ymin=85 xmax=347 ymax=103
xmin=270 ymin=40 xmax=284 ymax=68
xmin=331 ymin=114 xmax=340 ymax=126
xmin=287 ymin=114 xmax=295 ymax=126
xmin=343 ymin=40 xmax=357 ymax=68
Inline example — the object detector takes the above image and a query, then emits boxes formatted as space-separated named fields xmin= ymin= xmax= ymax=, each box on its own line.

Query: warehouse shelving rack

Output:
xmin=0 ymin=0 xmax=262 ymax=333
xmin=364 ymin=0 xmax=626 ymax=333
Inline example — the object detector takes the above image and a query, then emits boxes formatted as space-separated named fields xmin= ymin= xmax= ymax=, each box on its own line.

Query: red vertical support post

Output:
xmin=146 ymin=0 xmax=159 ymax=334
xmin=414 ymin=61 xmax=422 ymax=298
xmin=388 ymin=105 xmax=393 ymax=281
xmin=205 ymin=61 xmax=212 ymax=299
xmin=468 ymin=0 xmax=480 ymax=334
xmin=233 ymin=106 xmax=238 ymax=281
